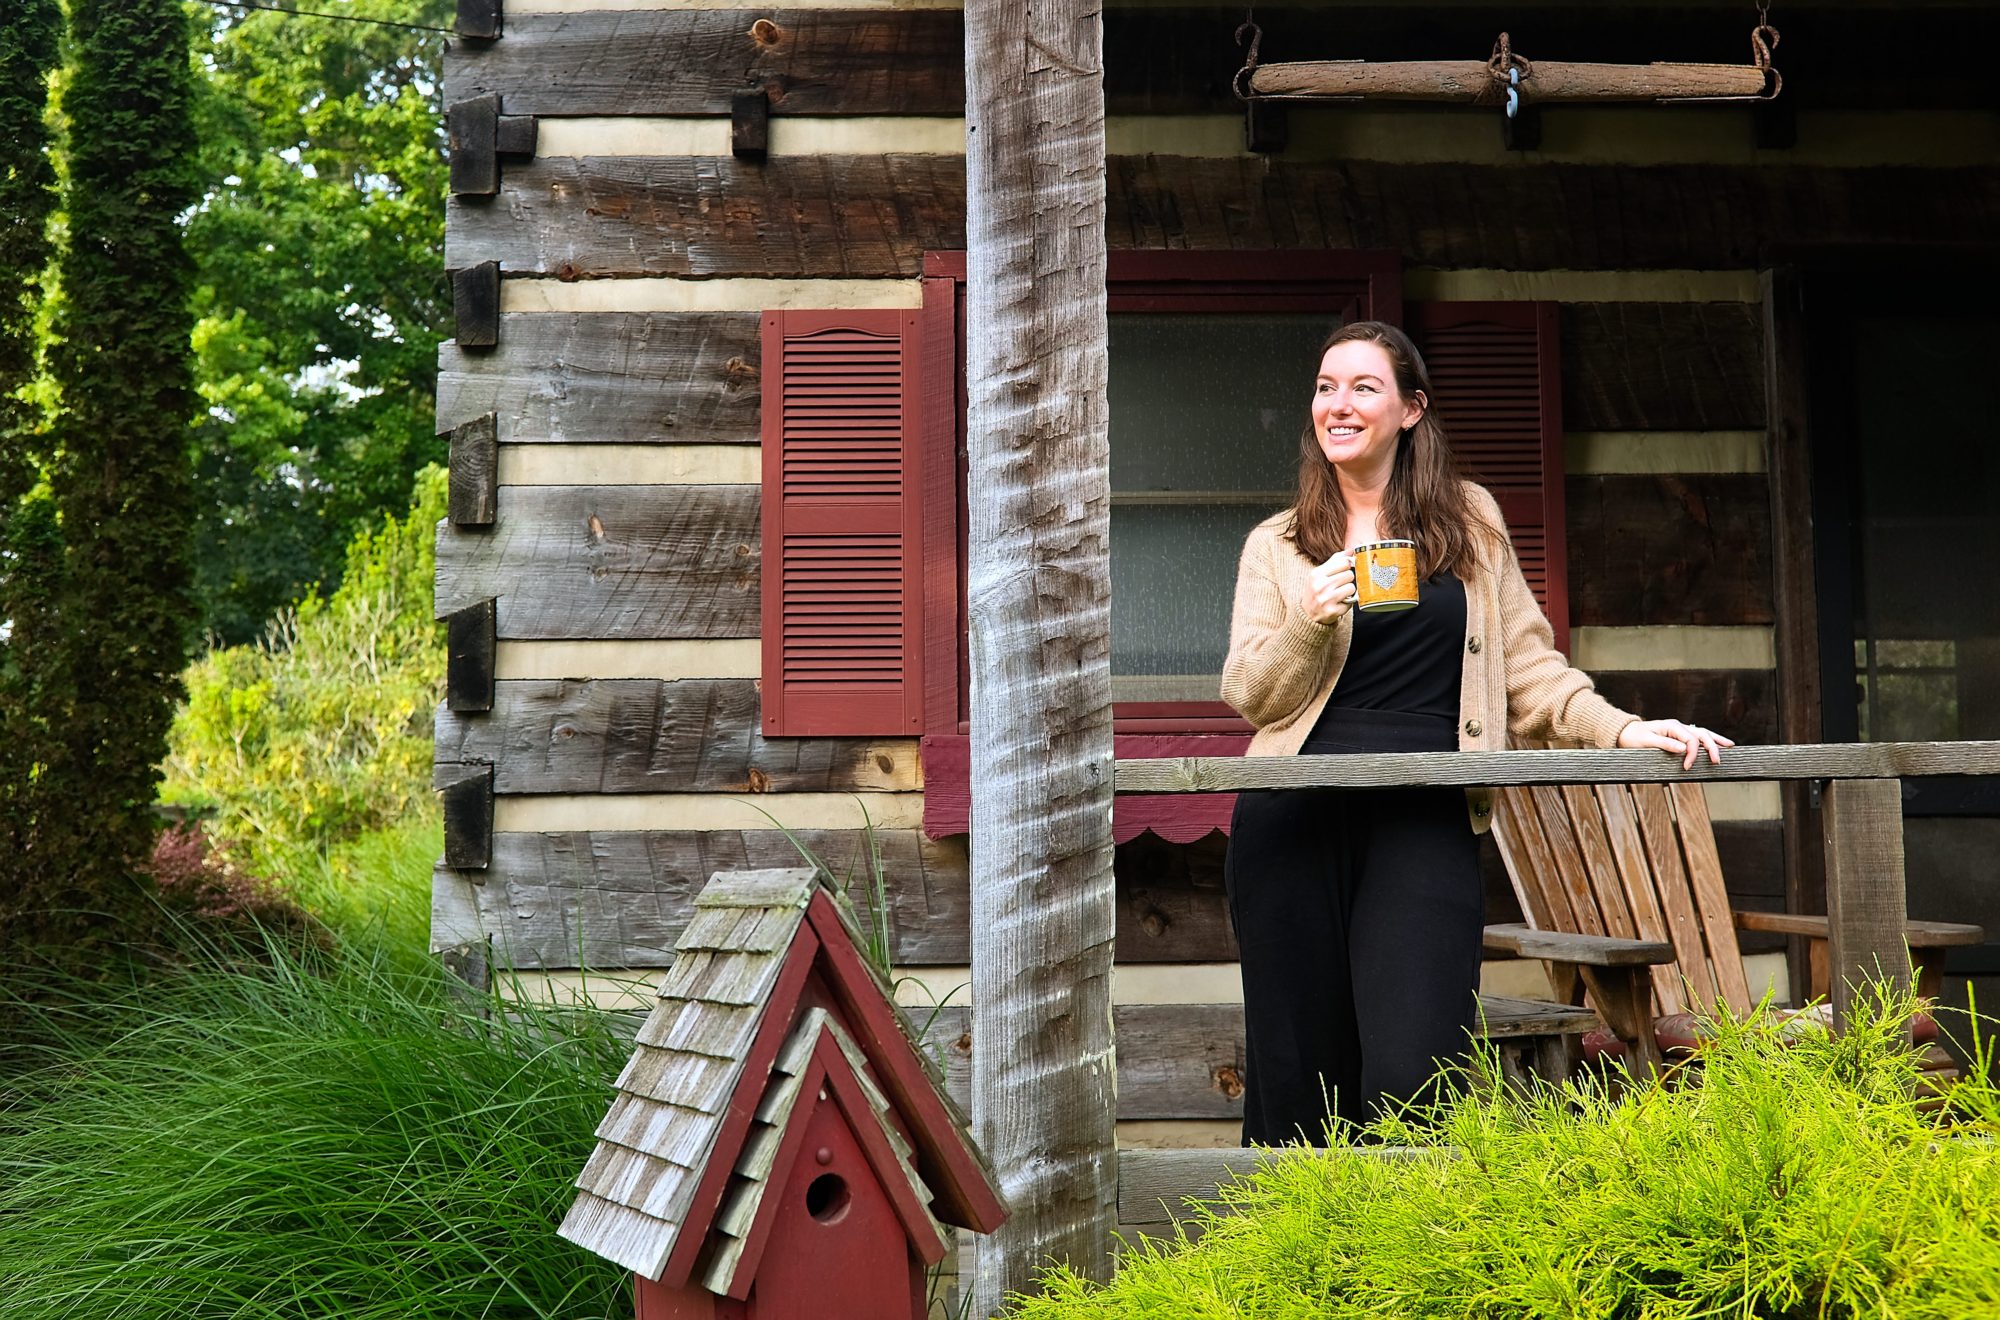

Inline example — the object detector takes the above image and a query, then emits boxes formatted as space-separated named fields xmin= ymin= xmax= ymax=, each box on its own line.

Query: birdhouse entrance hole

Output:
xmin=806 ymin=1173 xmax=850 ymax=1224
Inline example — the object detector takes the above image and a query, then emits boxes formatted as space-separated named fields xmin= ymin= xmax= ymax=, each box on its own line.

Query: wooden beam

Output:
xmin=434 ymin=679 xmax=921 ymax=793
xmin=437 ymin=313 xmax=762 ymax=444
xmin=1246 ymin=58 xmax=1769 ymax=102
xmin=448 ymin=156 xmax=2000 ymax=278
xmin=445 ymin=599 xmax=498 ymax=713
xmin=1566 ymin=474 xmax=1773 ymax=626
xmin=433 ymin=484 xmax=759 ymax=639
xmin=443 ymin=10 xmax=964 ymax=116
xmin=438 ymin=763 xmax=494 ymax=871
xmin=1820 ymin=778 xmax=1913 ymax=1031
xmin=1763 ymin=265 xmax=1827 ymax=1009
xmin=965 ymin=0 xmax=1117 ymax=1302
xmin=456 ymin=0 xmax=500 ymax=42
xmin=731 ymin=89 xmax=770 ymax=161
xmin=450 ymin=261 xmax=501 ymax=348
xmin=446 ymin=412 xmax=499 ymax=525
xmin=1590 ymin=669 xmax=1778 ymax=748
xmin=1561 ymin=302 xmax=1764 ymax=431
xmin=1113 ymin=741 xmax=2000 ymax=794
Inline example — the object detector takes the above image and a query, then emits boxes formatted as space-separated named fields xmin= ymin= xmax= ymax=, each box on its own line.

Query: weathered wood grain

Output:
xmin=435 ymin=820 xmax=1781 ymax=970
xmin=443 ymin=10 xmax=964 ymax=117
xmin=437 ymin=314 xmax=762 ymax=444
xmin=446 ymin=156 xmax=965 ymax=278
xmin=452 ymin=261 xmax=500 ymax=347
xmin=434 ymin=679 xmax=919 ymax=794
xmin=439 ymin=9 xmax=2000 ymax=120
xmin=1104 ymin=161 xmax=2000 ymax=272
xmin=445 ymin=599 xmax=497 ymax=713
xmin=432 ymin=830 xmax=971 ymax=966
xmin=447 ymin=412 xmax=499 ymax=525
xmin=451 ymin=158 xmax=2000 ymax=278
xmin=1590 ymin=669 xmax=1777 ymax=748
xmin=1114 ymin=741 xmax=2000 ymax=793
xmin=1566 ymin=474 xmax=1773 ymax=626
xmin=439 ymin=763 xmax=493 ymax=871
xmin=1821 ymin=778 xmax=1912 ymax=1029
xmin=434 ymin=485 xmax=758 ymax=639
xmin=1561 ymin=303 xmax=1764 ymax=431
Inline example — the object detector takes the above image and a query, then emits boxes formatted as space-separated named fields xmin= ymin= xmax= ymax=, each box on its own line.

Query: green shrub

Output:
xmin=0 ymin=911 xmax=631 ymax=1320
xmin=1018 ymin=999 xmax=2000 ymax=1320
xmin=162 ymin=465 xmax=445 ymax=879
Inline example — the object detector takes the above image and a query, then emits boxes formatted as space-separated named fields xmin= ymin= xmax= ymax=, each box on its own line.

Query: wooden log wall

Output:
xmin=437 ymin=1 xmax=2000 ymax=1143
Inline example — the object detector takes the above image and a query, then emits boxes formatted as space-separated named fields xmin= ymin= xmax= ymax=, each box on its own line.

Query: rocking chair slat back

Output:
xmin=1496 ymin=781 xmax=1757 ymax=1020
xmin=1590 ymin=784 xmax=1685 ymax=1014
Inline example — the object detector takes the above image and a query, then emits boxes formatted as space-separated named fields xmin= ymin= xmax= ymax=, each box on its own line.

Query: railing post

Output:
xmin=1820 ymin=778 xmax=1912 ymax=1031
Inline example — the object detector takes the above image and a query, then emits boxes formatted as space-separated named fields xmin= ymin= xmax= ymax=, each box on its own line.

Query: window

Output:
xmin=759 ymin=254 xmax=1568 ymax=840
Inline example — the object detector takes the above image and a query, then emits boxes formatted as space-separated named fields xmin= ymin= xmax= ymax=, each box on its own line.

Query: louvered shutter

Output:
xmin=760 ymin=309 xmax=925 ymax=735
xmin=1407 ymin=301 xmax=1569 ymax=656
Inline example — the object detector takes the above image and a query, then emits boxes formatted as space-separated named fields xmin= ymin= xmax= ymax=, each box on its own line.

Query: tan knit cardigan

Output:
xmin=1219 ymin=483 xmax=1637 ymax=833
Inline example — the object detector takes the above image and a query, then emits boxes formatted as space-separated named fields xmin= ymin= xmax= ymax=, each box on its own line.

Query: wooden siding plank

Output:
xmin=434 ymin=484 xmax=758 ymax=639
xmin=443 ymin=10 xmax=964 ymax=116
xmin=1566 ymin=474 xmax=1774 ymax=626
xmin=1561 ymin=303 xmax=1764 ymax=431
xmin=1588 ymin=669 xmax=1777 ymax=748
xmin=433 ymin=679 xmax=920 ymax=794
xmin=437 ymin=313 xmax=762 ymax=444
xmin=447 ymin=157 xmax=2000 ymax=278
xmin=446 ymin=9 xmax=2000 ymax=119
xmin=434 ymin=822 xmax=1782 ymax=970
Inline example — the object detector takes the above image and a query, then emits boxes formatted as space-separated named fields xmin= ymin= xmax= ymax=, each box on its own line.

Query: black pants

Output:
xmin=1224 ymin=708 xmax=1483 ymax=1146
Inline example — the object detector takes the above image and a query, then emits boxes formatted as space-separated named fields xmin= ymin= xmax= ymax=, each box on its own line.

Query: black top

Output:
xmin=1316 ymin=570 xmax=1467 ymax=725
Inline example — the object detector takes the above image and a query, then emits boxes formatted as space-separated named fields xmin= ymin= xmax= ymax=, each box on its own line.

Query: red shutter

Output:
xmin=1407 ymin=302 xmax=1569 ymax=656
xmin=760 ymin=309 xmax=925 ymax=735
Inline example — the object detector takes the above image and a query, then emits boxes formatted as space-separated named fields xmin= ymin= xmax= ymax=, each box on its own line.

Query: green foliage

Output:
xmin=163 ymin=464 xmax=445 ymax=879
xmin=0 ymin=0 xmax=58 ymax=451
xmin=186 ymin=0 xmax=450 ymax=644
xmin=1 ymin=0 xmax=201 ymax=956
xmin=0 ymin=882 xmax=631 ymax=1320
xmin=1015 ymin=999 xmax=2000 ymax=1320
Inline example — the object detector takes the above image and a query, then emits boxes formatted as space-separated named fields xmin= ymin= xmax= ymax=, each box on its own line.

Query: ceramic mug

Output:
xmin=1352 ymin=539 xmax=1419 ymax=613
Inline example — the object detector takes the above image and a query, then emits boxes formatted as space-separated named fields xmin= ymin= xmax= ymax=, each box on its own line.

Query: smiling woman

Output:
xmin=1217 ymin=320 xmax=1731 ymax=1148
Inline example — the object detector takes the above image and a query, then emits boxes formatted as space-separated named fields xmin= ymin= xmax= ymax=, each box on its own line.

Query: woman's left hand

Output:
xmin=1617 ymin=719 xmax=1735 ymax=770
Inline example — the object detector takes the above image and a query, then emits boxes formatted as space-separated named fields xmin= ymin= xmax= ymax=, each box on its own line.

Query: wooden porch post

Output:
xmin=963 ymin=0 xmax=1118 ymax=1314
xmin=1820 ymin=778 xmax=1913 ymax=1030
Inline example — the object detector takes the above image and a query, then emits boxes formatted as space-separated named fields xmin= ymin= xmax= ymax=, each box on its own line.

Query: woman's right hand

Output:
xmin=1302 ymin=551 xmax=1357 ymax=625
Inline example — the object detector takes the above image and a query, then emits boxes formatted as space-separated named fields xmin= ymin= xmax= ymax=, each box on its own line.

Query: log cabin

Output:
xmin=430 ymin=0 xmax=2000 ymax=1297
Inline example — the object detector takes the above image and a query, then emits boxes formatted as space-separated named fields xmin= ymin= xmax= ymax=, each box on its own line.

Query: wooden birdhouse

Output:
xmin=558 ymin=868 xmax=1008 ymax=1320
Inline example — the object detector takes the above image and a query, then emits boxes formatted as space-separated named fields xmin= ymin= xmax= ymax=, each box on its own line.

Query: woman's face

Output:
xmin=1311 ymin=339 xmax=1427 ymax=478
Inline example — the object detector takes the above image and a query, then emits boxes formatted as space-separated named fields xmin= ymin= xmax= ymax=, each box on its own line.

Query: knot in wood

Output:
xmin=749 ymin=17 xmax=782 ymax=46
xmin=745 ymin=768 xmax=772 ymax=793
xmin=1213 ymin=1064 xmax=1245 ymax=1099
xmin=1139 ymin=907 xmax=1168 ymax=938
xmin=555 ymin=260 xmax=583 ymax=282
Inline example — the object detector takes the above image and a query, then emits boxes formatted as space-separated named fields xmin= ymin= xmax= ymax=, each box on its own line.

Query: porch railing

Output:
xmin=1114 ymin=740 xmax=2000 ymax=1028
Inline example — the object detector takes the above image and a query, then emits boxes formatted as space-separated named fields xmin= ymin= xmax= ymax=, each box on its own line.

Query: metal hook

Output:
xmin=1505 ymin=66 xmax=1521 ymax=118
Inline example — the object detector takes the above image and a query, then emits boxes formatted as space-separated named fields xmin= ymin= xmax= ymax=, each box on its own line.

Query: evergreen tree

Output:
xmin=0 ymin=1 xmax=66 ymax=953
xmin=19 ymin=0 xmax=200 ymax=954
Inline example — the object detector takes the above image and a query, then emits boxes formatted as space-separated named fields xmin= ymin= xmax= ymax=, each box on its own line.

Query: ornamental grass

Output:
xmin=1019 ymin=995 xmax=2000 ymax=1320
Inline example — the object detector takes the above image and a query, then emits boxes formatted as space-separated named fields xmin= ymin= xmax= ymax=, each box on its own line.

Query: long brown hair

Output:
xmin=1285 ymin=319 xmax=1501 ymax=579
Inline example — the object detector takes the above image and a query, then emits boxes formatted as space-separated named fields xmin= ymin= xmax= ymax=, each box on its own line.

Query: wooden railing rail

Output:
xmin=1113 ymin=740 xmax=2000 ymax=794
xmin=1114 ymin=740 xmax=2000 ymax=1030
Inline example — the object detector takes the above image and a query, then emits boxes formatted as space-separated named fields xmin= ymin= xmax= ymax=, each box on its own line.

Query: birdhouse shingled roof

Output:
xmin=558 ymin=867 xmax=1005 ymax=1286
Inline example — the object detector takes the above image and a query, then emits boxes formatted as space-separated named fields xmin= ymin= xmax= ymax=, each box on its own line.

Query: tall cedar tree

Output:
xmin=24 ymin=0 xmax=200 ymax=954
xmin=0 ymin=3 xmax=66 ymax=952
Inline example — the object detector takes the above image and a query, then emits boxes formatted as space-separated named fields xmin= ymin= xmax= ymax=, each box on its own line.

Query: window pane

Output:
xmin=1108 ymin=314 xmax=1330 ymax=494
xmin=1111 ymin=504 xmax=1286 ymax=687
xmin=1108 ymin=313 xmax=1336 ymax=693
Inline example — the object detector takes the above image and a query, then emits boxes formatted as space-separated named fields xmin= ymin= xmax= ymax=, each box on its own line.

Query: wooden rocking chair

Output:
xmin=1481 ymin=780 xmax=1982 ymax=1085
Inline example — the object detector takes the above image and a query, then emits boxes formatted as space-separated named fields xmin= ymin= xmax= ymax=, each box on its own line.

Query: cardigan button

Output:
xmin=1467 ymin=635 xmax=1483 ymax=654
xmin=1465 ymin=719 xmax=1484 ymax=738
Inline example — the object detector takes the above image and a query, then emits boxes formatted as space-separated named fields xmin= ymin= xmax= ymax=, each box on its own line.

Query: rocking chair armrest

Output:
xmin=1482 ymin=923 xmax=1676 ymax=967
xmin=1730 ymin=910 xmax=1986 ymax=947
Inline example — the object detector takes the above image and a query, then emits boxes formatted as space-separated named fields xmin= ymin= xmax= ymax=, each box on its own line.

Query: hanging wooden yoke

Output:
xmin=1233 ymin=15 xmax=1782 ymax=108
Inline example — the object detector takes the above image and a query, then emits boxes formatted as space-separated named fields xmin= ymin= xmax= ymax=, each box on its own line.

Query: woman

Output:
xmin=1219 ymin=320 xmax=1731 ymax=1146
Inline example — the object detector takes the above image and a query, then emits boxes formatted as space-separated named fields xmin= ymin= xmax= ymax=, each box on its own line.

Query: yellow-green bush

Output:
xmin=163 ymin=465 xmax=444 ymax=878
